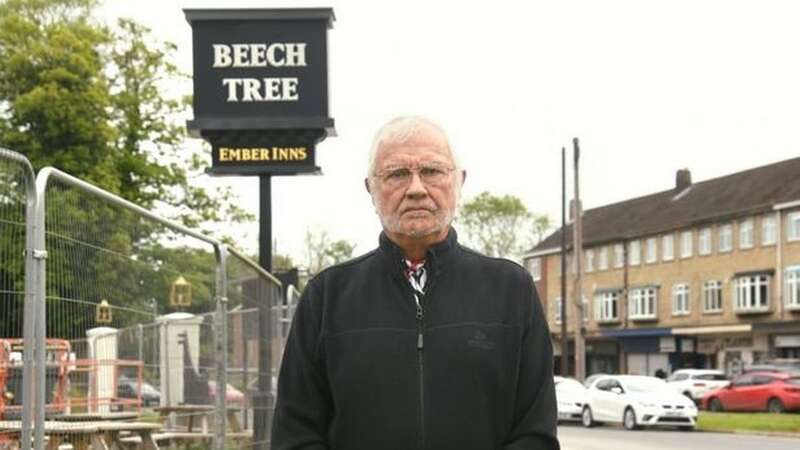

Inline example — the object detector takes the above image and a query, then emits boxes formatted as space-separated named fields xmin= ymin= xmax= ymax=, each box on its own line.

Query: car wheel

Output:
xmin=623 ymin=407 xmax=638 ymax=431
xmin=581 ymin=406 xmax=595 ymax=428
xmin=708 ymin=397 xmax=723 ymax=412
xmin=767 ymin=398 xmax=785 ymax=414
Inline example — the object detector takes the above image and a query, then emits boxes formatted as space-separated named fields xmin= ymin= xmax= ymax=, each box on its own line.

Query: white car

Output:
xmin=581 ymin=375 xmax=698 ymax=431
xmin=666 ymin=369 xmax=729 ymax=402
xmin=554 ymin=376 xmax=587 ymax=422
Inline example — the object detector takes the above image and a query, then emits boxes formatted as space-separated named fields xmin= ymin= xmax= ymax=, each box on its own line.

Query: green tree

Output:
xmin=459 ymin=191 xmax=550 ymax=260
xmin=0 ymin=0 xmax=252 ymax=230
xmin=304 ymin=229 xmax=355 ymax=276
xmin=0 ymin=0 xmax=118 ymax=189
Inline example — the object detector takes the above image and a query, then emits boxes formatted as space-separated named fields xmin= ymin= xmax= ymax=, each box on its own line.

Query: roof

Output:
xmin=530 ymin=156 xmax=800 ymax=253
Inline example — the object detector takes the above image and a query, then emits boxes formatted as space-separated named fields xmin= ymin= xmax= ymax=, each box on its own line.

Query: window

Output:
xmin=598 ymin=247 xmax=608 ymax=270
xmin=528 ymin=258 xmax=541 ymax=281
xmin=718 ymin=224 xmax=732 ymax=252
xmin=680 ymin=231 xmax=693 ymax=258
xmin=734 ymin=274 xmax=770 ymax=313
xmin=762 ymin=215 xmax=776 ymax=246
xmin=739 ymin=219 xmax=754 ymax=249
xmin=662 ymin=234 xmax=674 ymax=261
xmin=629 ymin=240 xmax=641 ymax=266
xmin=786 ymin=266 xmax=800 ymax=310
xmin=614 ymin=244 xmax=624 ymax=268
xmin=698 ymin=228 xmax=712 ymax=255
xmin=594 ymin=291 xmax=620 ymax=322
xmin=585 ymin=250 xmax=594 ymax=273
xmin=703 ymin=280 xmax=723 ymax=313
xmin=672 ymin=284 xmax=690 ymax=315
xmin=645 ymin=238 xmax=657 ymax=263
xmin=788 ymin=212 xmax=800 ymax=242
xmin=629 ymin=287 xmax=657 ymax=320
xmin=555 ymin=297 xmax=589 ymax=323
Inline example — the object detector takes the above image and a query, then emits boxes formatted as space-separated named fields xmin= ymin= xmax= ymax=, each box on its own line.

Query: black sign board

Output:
xmin=184 ymin=9 xmax=335 ymax=175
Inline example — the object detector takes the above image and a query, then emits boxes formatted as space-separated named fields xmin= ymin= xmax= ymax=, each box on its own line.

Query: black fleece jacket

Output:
xmin=271 ymin=229 xmax=559 ymax=450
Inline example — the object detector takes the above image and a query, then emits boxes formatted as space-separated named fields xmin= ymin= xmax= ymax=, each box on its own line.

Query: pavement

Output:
xmin=557 ymin=423 xmax=800 ymax=450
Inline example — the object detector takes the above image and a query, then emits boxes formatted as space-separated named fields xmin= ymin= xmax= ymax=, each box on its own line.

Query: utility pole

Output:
xmin=572 ymin=138 xmax=586 ymax=381
xmin=560 ymin=147 xmax=568 ymax=376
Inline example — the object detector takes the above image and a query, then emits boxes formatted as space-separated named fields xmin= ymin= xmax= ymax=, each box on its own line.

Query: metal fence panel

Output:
xmin=0 ymin=148 xmax=36 ymax=449
xmin=33 ymin=168 xmax=227 ymax=450
xmin=226 ymin=248 xmax=283 ymax=450
xmin=0 ymin=159 xmax=291 ymax=450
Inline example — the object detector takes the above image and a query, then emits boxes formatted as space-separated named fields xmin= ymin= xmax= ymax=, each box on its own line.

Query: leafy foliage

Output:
xmin=459 ymin=191 xmax=551 ymax=260
xmin=304 ymin=228 xmax=355 ymax=276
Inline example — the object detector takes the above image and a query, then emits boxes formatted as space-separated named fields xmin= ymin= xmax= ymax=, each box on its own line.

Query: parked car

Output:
xmin=743 ymin=359 xmax=800 ymax=374
xmin=117 ymin=377 xmax=161 ymax=407
xmin=583 ymin=373 xmax=608 ymax=389
xmin=207 ymin=381 xmax=245 ymax=404
xmin=666 ymin=369 xmax=729 ymax=402
xmin=582 ymin=375 xmax=697 ymax=431
xmin=554 ymin=376 xmax=587 ymax=422
xmin=701 ymin=371 xmax=800 ymax=413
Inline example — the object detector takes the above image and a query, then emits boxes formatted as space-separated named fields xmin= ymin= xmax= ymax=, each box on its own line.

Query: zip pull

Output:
xmin=414 ymin=293 xmax=424 ymax=350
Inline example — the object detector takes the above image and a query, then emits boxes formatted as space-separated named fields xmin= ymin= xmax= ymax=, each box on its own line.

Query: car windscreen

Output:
xmin=694 ymin=374 xmax=728 ymax=381
xmin=625 ymin=378 xmax=669 ymax=393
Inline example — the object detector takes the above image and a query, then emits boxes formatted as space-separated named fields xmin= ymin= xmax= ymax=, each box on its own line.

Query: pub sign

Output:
xmin=184 ymin=9 xmax=335 ymax=175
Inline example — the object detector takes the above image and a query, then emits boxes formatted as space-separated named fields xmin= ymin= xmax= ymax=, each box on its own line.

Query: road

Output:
xmin=558 ymin=424 xmax=799 ymax=450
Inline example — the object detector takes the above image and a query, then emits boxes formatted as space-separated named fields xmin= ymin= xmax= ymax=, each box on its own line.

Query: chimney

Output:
xmin=675 ymin=168 xmax=691 ymax=191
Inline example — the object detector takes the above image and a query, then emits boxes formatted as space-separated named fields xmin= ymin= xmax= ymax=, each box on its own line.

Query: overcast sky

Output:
xmin=98 ymin=0 xmax=800 ymax=264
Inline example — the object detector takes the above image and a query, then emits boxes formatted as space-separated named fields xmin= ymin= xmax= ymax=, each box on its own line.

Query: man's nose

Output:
xmin=405 ymin=171 xmax=428 ymax=197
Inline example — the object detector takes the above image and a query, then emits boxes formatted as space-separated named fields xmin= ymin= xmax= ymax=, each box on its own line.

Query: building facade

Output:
xmin=524 ymin=159 xmax=800 ymax=377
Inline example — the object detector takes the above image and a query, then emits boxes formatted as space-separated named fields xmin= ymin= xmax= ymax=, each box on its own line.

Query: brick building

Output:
xmin=523 ymin=157 xmax=800 ymax=377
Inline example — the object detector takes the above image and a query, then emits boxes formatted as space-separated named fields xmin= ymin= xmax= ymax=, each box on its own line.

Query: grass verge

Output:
xmin=698 ymin=411 xmax=800 ymax=434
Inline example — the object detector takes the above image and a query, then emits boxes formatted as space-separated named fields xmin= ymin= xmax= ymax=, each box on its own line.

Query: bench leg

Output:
xmin=140 ymin=431 xmax=159 ymax=450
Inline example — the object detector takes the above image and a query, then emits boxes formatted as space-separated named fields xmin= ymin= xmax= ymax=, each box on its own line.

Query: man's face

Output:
xmin=367 ymin=128 xmax=463 ymax=243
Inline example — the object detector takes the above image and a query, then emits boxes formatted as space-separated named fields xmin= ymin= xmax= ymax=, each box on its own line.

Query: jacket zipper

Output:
xmin=414 ymin=291 xmax=425 ymax=450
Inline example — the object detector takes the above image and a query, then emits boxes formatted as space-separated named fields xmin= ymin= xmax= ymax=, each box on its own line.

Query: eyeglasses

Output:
xmin=373 ymin=164 xmax=456 ymax=189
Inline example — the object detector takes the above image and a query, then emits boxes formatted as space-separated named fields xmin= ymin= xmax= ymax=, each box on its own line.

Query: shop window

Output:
xmin=585 ymin=250 xmax=594 ymax=273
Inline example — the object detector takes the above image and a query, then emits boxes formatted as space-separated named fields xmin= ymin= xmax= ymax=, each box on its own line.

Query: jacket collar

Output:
xmin=378 ymin=227 xmax=460 ymax=280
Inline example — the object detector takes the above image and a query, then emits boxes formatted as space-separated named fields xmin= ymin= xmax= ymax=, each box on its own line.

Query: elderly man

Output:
xmin=272 ymin=117 xmax=559 ymax=450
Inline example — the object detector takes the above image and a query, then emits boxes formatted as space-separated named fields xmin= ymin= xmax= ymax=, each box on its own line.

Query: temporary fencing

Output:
xmin=0 ymin=148 xmax=291 ymax=450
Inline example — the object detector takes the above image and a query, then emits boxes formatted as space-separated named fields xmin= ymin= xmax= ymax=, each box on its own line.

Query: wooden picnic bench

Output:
xmin=153 ymin=405 xmax=243 ymax=433
xmin=0 ymin=420 xmax=161 ymax=450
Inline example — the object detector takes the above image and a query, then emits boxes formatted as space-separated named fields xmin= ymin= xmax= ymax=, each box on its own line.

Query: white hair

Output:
xmin=366 ymin=115 xmax=462 ymax=178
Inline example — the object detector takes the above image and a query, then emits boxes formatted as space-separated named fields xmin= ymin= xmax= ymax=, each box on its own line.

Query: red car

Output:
xmin=701 ymin=371 xmax=800 ymax=413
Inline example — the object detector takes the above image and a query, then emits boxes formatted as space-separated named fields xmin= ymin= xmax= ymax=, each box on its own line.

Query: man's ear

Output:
xmin=364 ymin=177 xmax=372 ymax=194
